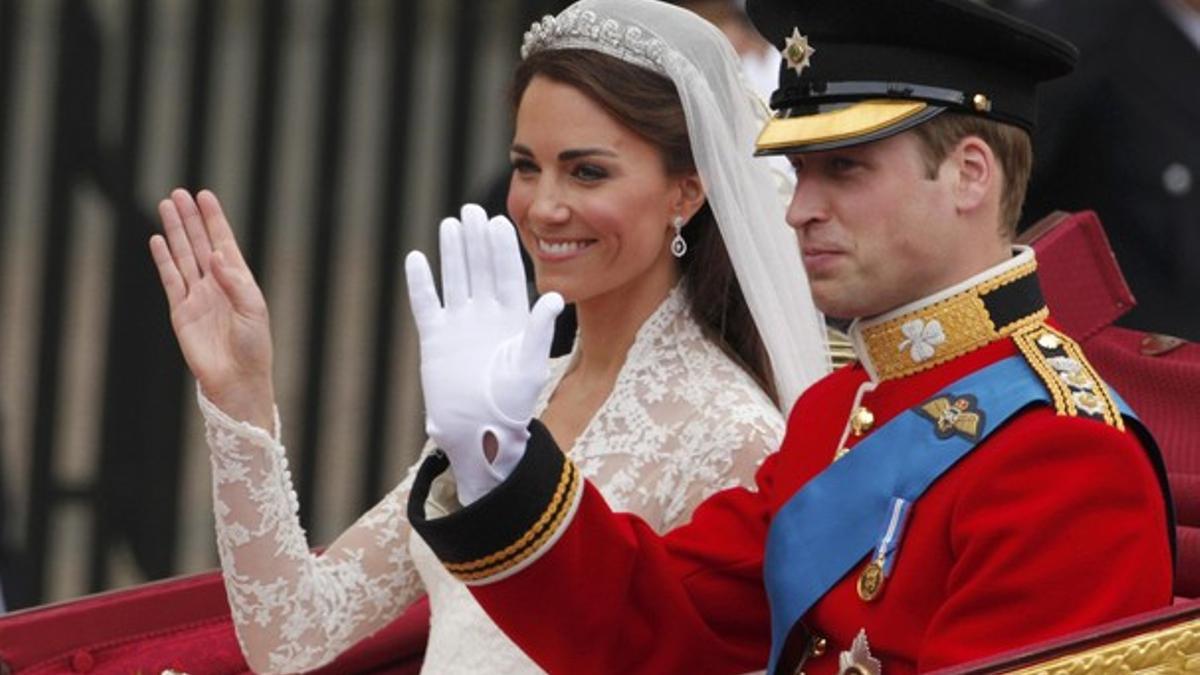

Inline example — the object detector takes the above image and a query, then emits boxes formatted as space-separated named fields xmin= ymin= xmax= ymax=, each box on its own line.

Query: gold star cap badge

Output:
xmin=783 ymin=27 xmax=816 ymax=75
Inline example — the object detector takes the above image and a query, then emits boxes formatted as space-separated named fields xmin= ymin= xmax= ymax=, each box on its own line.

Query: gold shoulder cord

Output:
xmin=1011 ymin=324 xmax=1124 ymax=431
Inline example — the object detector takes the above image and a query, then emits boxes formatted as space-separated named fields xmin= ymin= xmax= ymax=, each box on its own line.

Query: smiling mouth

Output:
xmin=535 ymin=237 xmax=597 ymax=259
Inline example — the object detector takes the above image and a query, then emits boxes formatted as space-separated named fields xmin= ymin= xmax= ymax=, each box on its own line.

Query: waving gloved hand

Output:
xmin=405 ymin=204 xmax=564 ymax=505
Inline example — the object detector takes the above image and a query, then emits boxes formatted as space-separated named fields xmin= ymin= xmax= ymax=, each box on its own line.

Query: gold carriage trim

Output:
xmin=1012 ymin=323 xmax=1124 ymax=430
xmin=1005 ymin=617 xmax=1200 ymax=674
xmin=443 ymin=457 xmax=581 ymax=582
xmin=861 ymin=259 xmax=1045 ymax=381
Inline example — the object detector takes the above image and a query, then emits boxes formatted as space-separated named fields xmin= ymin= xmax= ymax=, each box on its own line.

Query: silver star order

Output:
xmin=783 ymin=27 xmax=816 ymax=75
xmin=838 ymin=629 xmax=882 ymax=675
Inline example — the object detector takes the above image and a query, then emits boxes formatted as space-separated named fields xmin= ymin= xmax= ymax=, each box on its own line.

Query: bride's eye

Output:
xmin=511 ymin=158 xmax=539 ymax=175
xmin=573 ymin=163 xmax=609 ymax=182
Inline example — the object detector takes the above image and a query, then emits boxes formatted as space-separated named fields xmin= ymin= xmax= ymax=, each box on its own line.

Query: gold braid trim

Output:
xmin=1012 ymin=324 xmax=1124 ymax=431
xmin=452 ymin=466 xmax=581 ymax=582
xmin=444 ymin=459 xmax=581 ymax=581
xmin=976 ymin=258 xmax=1039 ymax=295
xmin=861 ymin=259 xmax=1044 ymax=381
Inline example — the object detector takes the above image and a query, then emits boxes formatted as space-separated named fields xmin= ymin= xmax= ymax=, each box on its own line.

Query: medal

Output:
xmin=857 ymin=557 xmax=885 ymax=602
xmin=857 ymin=497 xmax=912 ymax=603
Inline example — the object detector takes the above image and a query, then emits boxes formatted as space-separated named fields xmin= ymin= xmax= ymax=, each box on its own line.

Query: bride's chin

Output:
xmin=535 ymin=279 xmax=577 ymax=303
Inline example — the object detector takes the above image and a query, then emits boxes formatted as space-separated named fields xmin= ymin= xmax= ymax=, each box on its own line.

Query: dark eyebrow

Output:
xmin=558 ymin=147 xmax=617 ymax=161
xmin=509 ymin=144 xmax=617 ymax=162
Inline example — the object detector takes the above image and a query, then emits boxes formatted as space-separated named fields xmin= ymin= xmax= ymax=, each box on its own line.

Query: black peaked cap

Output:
xmin=746 ymin=0 xmax=1079 ymax=154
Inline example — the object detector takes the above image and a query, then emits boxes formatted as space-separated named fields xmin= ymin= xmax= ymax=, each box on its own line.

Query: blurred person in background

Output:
xmin=676 ymin=0 xmax=779 ymax=98
xmin=1000 ymin=0 xmax=1200 ymax=340
xmin=147 ymin=0 xmax=829 ymax=672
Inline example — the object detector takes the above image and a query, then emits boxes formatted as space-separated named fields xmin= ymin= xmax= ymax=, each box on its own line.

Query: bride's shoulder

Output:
xmin=674 ymin=334 xmax=783 ymax=417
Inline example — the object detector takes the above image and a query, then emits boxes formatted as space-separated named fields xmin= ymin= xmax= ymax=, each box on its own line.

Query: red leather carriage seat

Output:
xmin=1023 ymin=210 xmax=1200 ymax=600
xmin=0 ymin=569 xmax=428 ymax=674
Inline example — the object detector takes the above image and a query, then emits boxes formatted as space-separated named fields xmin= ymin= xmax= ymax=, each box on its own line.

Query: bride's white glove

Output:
xmin=405 ymin=204 xmax=564 ymax=505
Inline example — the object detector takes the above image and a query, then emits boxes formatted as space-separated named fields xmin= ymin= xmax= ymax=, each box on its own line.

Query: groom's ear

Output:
xmin=673 ymin=172 xmax=707 ymax=223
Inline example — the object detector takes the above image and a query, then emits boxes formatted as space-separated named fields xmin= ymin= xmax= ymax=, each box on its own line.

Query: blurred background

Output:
xmin=1 ymin=0 xmax=1195 ymax=612
xmin=0 ymin=0 xmax=573 ymax=610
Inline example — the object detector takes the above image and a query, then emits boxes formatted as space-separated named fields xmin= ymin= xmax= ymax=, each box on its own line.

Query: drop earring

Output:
xmin=670 ymin=215 xmax=687 ymax=258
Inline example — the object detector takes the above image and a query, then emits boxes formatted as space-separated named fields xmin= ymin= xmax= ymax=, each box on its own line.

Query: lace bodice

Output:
xmin=203 ymin=286 xmax=784 ymax=674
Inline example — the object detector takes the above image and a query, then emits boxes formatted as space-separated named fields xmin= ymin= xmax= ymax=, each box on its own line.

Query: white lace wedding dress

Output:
xmin=201 ymin=286 xmax=785 ymax=674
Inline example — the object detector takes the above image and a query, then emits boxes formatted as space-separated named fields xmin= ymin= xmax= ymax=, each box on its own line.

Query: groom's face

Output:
xmin=784 ymin=132 xmax=962 ymax=320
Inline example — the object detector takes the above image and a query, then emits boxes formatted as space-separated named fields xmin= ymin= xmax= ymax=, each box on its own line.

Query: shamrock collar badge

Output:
xmin=783 ymin=27 xmax=816 ymax=75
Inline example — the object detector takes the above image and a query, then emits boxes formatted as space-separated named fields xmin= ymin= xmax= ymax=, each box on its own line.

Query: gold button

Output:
xmin=972 ymin=93 xmax=992 ymax=112
xmin=850 ymin=406 xmax=875 ymax=435
xmin=1037 ymin=333 xmax=1062 ymax=350
xmin=809 ymin=636 xmax=828 ymax=658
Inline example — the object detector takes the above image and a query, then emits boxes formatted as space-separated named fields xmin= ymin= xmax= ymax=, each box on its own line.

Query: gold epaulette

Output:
xmin=1011 ymin=324 xmax=1124 ymax=431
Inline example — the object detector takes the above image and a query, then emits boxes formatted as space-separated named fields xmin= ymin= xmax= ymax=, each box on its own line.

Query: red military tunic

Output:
xmin=408 ymin=251 xmax=1173 ymax=674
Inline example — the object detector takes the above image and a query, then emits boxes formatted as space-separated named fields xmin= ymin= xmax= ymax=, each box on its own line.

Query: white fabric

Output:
xmin=1161 ymin=0 xmax=1200 ymax=52
xmin=202 ymin=285 xmax=783 ymax=674
xmin=405 ymin=206 xmax=564 ymax=504
xmin=523 ymin=0 xmax=831 ymax=410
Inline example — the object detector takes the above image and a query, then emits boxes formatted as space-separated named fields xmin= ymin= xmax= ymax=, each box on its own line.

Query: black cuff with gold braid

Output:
xmin=407 ymin=419 xmax=581 ymax=584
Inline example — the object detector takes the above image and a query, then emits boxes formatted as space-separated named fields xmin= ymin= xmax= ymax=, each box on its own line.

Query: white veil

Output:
xmin=521 ymin=0 xmax=831 ymax=410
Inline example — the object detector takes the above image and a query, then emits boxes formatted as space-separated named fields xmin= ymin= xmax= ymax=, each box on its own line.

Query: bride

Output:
xmin=147 ymin=0 xmax=829 ymax=672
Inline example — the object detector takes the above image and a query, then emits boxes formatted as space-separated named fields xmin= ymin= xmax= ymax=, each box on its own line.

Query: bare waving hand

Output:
xmin=149 ymin=189 xmax=275 ymax=430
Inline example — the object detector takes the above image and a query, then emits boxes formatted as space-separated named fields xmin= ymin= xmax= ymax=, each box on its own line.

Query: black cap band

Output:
xmin=746 ymin=0 xmax=1078 ymax=152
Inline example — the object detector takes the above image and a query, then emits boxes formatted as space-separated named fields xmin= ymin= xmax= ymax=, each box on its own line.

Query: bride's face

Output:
xmin=507 ymin=76 xmax=691 ymax=305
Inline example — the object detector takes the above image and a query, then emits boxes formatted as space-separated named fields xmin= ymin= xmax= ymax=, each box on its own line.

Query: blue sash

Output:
xmin=763 ymin=356 xmax=1135 ymax=674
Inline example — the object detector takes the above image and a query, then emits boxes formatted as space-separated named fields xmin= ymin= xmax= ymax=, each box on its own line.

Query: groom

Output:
xmin=403 ymin=0 xmax=1174 ymax=673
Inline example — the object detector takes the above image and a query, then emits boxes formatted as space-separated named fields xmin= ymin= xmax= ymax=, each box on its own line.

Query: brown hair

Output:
xmin=909 ymin=112 xmax=1033 ymax=238
xmin=512 ymin=49 xmax=778 ymax=404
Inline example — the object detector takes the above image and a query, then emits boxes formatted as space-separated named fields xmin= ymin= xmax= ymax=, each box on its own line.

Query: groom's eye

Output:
xmin=825 ymin=154 xmax=864 ymax=176
xmin=828 ymin=156 xmax=860 ymax=173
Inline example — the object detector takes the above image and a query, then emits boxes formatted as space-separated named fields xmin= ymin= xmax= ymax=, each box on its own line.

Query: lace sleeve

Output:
xmin=199 ymin=387 xmax=426 ymax=674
